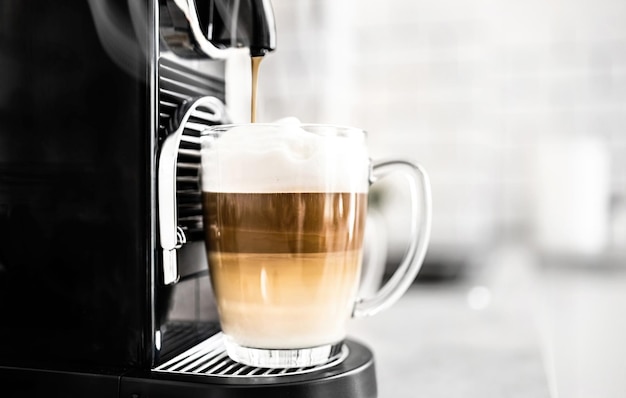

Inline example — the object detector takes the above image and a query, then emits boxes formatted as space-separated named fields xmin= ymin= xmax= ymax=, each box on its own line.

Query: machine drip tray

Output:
xmin=122 ymin=333 xmax=377 ymax=398
xmin=154 ymin=332 xmax=350 ymax=377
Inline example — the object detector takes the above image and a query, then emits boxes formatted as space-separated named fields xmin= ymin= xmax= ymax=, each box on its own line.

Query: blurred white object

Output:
xmin=612 ymin=202 xmax=626 ymax=251
xmin=532 ymin=133 xmax=611 ymax=257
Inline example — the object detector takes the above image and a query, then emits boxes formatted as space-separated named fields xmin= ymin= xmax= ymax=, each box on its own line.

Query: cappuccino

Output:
xmin=201 ymin=125 xmax=370 ymax=351
xmin=202 ymin=191 xmax=367 ymax=348
xmin=199 ymin=123 xmax=432 ymax=368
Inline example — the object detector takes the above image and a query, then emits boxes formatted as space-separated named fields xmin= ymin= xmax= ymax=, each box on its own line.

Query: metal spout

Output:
xmin=161 ymin=0 xmax=276 ymax=59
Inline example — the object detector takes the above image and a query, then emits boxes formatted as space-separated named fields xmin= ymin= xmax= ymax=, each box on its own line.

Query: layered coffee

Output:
xmin=201 ymin=124 xmax=370 ymax=350
xmin=202 ymin=191 xmax=366 ymax=348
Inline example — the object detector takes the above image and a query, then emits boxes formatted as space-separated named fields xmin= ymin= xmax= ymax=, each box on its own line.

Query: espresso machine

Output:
xmin=0 ymin=0 xmax=377 ymax=397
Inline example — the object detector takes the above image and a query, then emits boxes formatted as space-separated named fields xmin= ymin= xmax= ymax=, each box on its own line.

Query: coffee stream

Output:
xmin=250 ymin=56 xmax=263 ymax=123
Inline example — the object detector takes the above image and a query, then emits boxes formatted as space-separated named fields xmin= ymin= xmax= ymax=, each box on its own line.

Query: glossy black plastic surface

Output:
xmin=0 ymin=366 xmax=121 ymax=398
xmin=0 ymin=0 xmax=153 ymax=369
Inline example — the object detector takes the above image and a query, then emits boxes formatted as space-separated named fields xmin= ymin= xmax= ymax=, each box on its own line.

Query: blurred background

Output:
xmin=228 ymin=0 xmax=626 ymax=397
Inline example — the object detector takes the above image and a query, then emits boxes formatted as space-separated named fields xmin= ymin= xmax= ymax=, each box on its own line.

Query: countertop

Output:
xmin=348 ymin=244 xmax=626 ymax=398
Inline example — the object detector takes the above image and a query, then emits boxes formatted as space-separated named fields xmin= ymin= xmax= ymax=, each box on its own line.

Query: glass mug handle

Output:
xmin=353 ymin=159 xmax=432 ymax=318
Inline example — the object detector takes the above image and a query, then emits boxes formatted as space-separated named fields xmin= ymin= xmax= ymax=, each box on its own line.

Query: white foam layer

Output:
xmin=201 ymin=124 xmax=370 ymax=193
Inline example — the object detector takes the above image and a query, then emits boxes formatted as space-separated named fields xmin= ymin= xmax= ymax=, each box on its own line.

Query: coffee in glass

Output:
xmin=200 ymin=123 xmax=431 ymax=368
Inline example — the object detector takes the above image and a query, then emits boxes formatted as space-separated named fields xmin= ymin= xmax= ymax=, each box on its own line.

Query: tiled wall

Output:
xmin=251 ymin=0 xmax=626 ymax=262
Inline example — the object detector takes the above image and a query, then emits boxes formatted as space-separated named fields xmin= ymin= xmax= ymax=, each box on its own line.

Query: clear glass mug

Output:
xmin=200 ymin=123 xmax=432 ymax=368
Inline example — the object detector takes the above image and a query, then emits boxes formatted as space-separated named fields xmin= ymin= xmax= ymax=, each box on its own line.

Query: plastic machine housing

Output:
xmin=0 ymin=1 xmax=377 ymax=397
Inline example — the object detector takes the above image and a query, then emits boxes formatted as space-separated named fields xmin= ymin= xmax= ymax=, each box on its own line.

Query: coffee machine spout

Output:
xmin=164 ymin=0 xmax=276 ymax=59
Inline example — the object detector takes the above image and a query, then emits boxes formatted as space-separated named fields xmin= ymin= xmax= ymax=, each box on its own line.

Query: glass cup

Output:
xmin=200 ymin=123 xmax=431 ymax=368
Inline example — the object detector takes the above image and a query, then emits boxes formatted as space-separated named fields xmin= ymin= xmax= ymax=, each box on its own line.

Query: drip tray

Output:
xmin=125 ymin=333 xmax=377 ymax=398
xmin=154 ymin=332 xmax=349 ymax=377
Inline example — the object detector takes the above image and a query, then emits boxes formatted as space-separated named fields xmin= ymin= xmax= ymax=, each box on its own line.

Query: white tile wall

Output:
xmin=249 ymin=0 xmax=626 ymax=261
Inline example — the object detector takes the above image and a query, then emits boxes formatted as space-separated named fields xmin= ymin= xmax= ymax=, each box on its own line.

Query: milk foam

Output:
xmin=201 ymin=124 xmax=370 ymax=193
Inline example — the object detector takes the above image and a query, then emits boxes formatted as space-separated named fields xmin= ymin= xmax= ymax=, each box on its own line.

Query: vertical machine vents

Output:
xmin=158 ymin=56 xmax=226 ymax=240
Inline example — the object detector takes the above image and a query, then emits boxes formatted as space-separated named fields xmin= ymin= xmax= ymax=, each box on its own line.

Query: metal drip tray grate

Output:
xmin=153 ymin=332 xmax=349 ymax=378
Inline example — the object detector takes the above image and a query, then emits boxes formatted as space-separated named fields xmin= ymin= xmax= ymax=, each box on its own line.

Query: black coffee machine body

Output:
xmin=0 ymin=1 xmax=376 ymax=396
